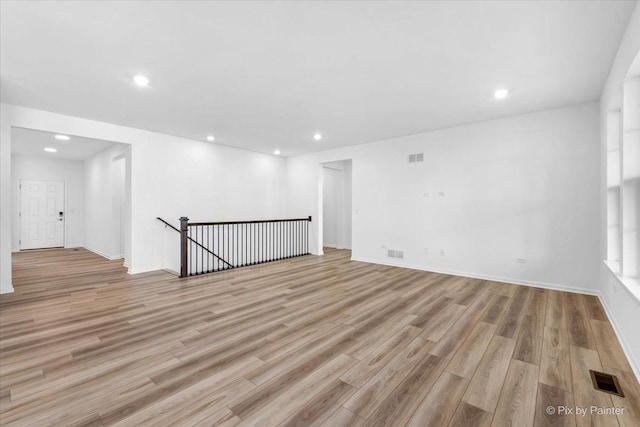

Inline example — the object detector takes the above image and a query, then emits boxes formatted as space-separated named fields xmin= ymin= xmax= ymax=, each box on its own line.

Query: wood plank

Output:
xmin=446 ymin=321 xmax=496 ymax=379
xmin=463 ymin=335 xmax=516 ymax=413
xmin=534 ymin=383 xmax=576 ymax=427
xmin=565 ymin=292 xmax=596 ymax=350
xmin=569 ymin=345 xmax=619 ymax=427
xmin=448 ymin=401 xmax=493 ymax=427
xmin=321 ymin=407 xmax=366 ymax=427
xmin=406 ymin=372 xmax=469 ymax=427
xmin=343 ymin=337 xmax=434 ymax=419
xmin=545 ymin=290 xmax=566 ymax=329
xmin=609 ymin=368 xmax=640 ymax=427
xmin=236 ymin=353 xmax=356 ymax=426
xmin=539 ymin=326 xmax=572 ymax=392
xmin=491 ymin=359 xmax=539 ymax=427
xmin=279 ymin=379 xmax=357 ymax=427
xmin=496 ymin=286 xmax=530 ymax=339
xmin=364 ymin=353 xmax=447 ymax=426
xmin=340 ymin=324 xmax=422 ymax=387
xmin=580 ymin=294 xmax=607 ymax=321
xmin=589 ymin=319 xmax=633 ymax=372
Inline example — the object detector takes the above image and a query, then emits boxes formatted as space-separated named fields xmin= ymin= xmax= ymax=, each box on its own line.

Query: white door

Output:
xmin=20 ymin=180 xmax=65 ymax=250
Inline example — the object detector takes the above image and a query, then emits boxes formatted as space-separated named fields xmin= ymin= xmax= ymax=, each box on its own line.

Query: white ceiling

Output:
xmin=11 ymin=127 xmax=117 ymax=161
xmin=0 ymin=1 xmax=636 ymax=156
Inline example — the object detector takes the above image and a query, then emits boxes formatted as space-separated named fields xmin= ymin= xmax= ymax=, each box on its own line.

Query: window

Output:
xmin=607 ymin=62 xmax=640 ymax=286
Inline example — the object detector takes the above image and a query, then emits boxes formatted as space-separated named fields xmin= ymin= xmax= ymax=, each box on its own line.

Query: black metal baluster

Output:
xmin=290 ymin=221 xmax=292 ymax=257
xmin=201 ymin=225 xmax=204 ymax=273
xmin=194 ymin=226 xmax=198 ymax=274
xmin=216 ymin=225 xmax=219 ymax=271
xmin=190 ymin=226 xmax=195 ymax=275
xmin=195 ymin=226 xmax=198 ymax=274
xmin=280 ymin=221 xmax=283 ymax=259
xmin=258 ymin=223 xmax=261 ymax=264
xmin=222 ymin=225 xmax=229 ymax=270
xmin=206 ymin=225 xmax=209 ymax=273
xmin=191 ymin=226 xmax=194 ymax=275
xmin=187 ymin=225 xmax=191 ymax=276
xmin=207 ymin=225 xmax=214 ymax=271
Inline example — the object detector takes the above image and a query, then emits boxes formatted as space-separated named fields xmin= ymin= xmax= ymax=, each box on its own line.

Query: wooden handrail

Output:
xmin=156 ymin=217 xmax=234 ymax=271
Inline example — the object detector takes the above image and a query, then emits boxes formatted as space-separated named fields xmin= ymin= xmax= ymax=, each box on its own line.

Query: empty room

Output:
xmin=1 ymin=1 xmax=639 ymax=426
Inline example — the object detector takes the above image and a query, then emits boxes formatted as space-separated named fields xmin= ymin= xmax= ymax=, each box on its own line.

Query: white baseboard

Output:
xmin=350 ymin=255 xmax=639 ymax=383
xmin=84 ymin=246 xmax=123 ymax=261
xmin=0 ymin=285 xmax=15 ymax=295
xmin=127 ymin=266 xmax=162 ymax=275
xmin=324 ymin=244 xmax=352 ymax=250
xmin=597 ymin=295 xmax=640 ymax=383
xmin=350 ymin=256 xmax=599 ymax=296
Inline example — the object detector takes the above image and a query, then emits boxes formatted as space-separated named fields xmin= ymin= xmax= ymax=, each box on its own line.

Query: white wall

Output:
xmin=84 ymin=144 xmax=131 ymax=262
xmin=287 ymin=102 xmax=601 ymax=294
xmin=0 ymin=103 xmax=287 ymax=292
xmin=10 ymin=154 xmax=85 ymax=251
xmin=1 ymin=110 xmax=13 ymax=293
xmin=599 ymin=2 xmax=640 ymax=378
xmin=149 ymin=136 xmax=287 ymax=274
xmin=322 ymin=160 xmax=352 ymax=249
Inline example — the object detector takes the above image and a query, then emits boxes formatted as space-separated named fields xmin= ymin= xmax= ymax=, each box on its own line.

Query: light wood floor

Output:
xmin=1 ymin=248 xmax=639 ymax=427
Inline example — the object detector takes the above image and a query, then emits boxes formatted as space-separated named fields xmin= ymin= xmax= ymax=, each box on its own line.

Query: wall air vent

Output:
xmin=408 ymin=153 xmax=424 ymax=163
xmin=387 ymin=249 xmax=404 ymax=259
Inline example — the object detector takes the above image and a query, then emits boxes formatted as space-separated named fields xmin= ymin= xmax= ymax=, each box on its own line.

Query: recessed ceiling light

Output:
xmin=54 ymin=134 xmax=70 ymax=140
xmin=313 ymin=133 xmax=322 ymax=141
xmin=494 ymin=89 xmax=509 ymax=99
xmin=274 ymin=149 xmax=281 ymax=155
xmin=134 ymin=75 xmax=150 ymax=87
xmin=44 ymin=147 xmax=57 ymax=153
xmin=207 ymin=135 xmax=215 ymax=142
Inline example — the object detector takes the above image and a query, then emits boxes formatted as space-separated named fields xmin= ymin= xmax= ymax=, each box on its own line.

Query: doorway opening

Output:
xmin=321 ymin=159 xmax=352 ymax=254
xmin=10 ymin=127 xmax=132 ymax=277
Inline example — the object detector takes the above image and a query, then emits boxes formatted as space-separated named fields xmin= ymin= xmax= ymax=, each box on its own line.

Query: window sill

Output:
xmin=604 ymin=260 xmax=640 ymax=303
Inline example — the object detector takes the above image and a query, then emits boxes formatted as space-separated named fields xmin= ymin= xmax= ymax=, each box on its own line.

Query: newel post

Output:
xmin=179 ymin=216 xmax=189 ymax=278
